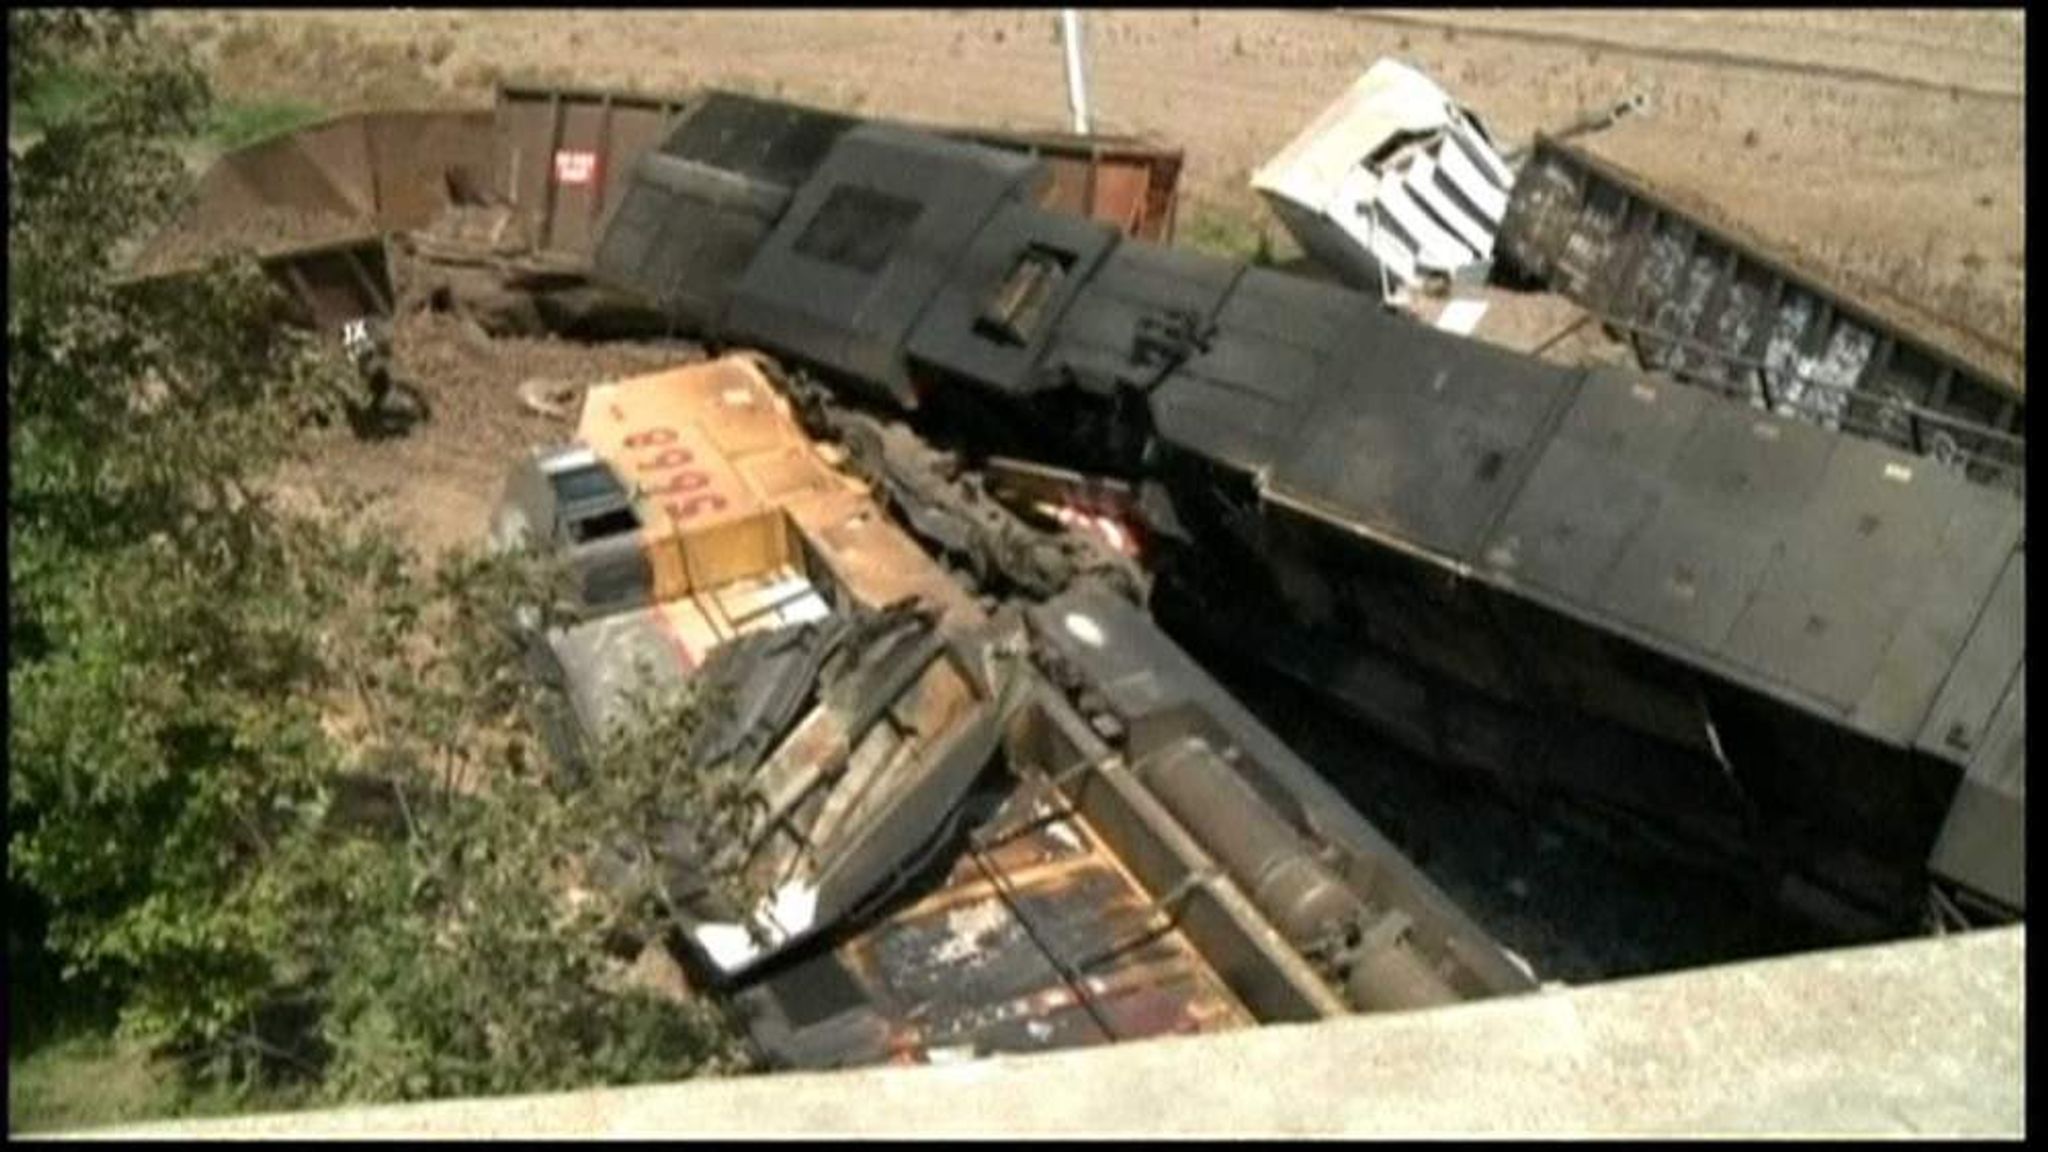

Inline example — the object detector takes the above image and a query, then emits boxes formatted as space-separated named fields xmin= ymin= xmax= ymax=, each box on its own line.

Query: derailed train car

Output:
xmin=492 ymin=355 xmax=1534 ymax=1068
xmin=588 ymin=92 xmax=2026 ymax=931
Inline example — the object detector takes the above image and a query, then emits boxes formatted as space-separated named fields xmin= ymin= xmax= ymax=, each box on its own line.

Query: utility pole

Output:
xmin=1060 ymin=9 xmax=1092 ymax=135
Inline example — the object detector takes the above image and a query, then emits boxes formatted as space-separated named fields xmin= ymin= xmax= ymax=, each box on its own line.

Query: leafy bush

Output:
xmin=8 ymin=10 xmax=748 ymax=1116
xmin=9 ymin=7 xmax=351 ymax=1067
xmin=284 ymin=544 xmax=752 ymax=1103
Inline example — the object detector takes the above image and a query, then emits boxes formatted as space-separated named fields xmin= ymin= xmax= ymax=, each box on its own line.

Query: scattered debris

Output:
xmin=516 ymin=377 xmax=583 ymax=420
xmin=1500 ymin=91 xmax=1651 ymax=164
xmin=125 ymin=50 xmax=2024 ymax=1077
xmin=1432 ymin=296 xmax=1490 ymax=336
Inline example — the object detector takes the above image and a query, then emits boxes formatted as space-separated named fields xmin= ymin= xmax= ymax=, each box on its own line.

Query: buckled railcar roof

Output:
xmin=593 ymin=91 xmax=860 ymax=331
xmin=722 ymin=123 xmax=1044 ymax=408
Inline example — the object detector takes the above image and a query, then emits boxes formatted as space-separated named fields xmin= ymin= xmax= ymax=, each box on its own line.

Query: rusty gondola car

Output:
xmin=123 ymin=82 xmax=1185 ymax=340
xmin=588 ymin=92 xmax=2025 ymax=931
xmin=492 ymin=355 xmax=1534 ymax=1069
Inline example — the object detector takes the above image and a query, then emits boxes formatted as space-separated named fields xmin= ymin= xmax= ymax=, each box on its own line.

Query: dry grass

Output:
xmin=192 ymin=16 xmax=450 ymax=113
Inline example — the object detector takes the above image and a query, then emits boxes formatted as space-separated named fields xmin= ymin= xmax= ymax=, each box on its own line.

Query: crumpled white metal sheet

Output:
xmin=1252 ymin=58 xmax=1515 ymax=297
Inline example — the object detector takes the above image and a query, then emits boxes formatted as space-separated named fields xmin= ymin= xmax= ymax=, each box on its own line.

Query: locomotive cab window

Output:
xmin=792 ymin=184 xmax=923 ymax=275
xmin=548 ymin=460 xmax=629 ymax=505
xmin=566 ymin=507 xmax=641 ymax=545
xmin=545 ymin=461 xmax=641 ymax=544
xmin=976 ymin=244 xmax=1074 ymax=347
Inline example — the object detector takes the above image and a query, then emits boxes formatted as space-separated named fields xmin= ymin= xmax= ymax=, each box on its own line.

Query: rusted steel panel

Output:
xmin=948 ymin=127 xmax=1186 ymax=242
xmin=262 ymin=234 xmax=394 ymax=329
xmin=130 ymin=108 xmax=493 ymax=329
xmin=492 ymin=82 xmax=692 ymax=261
xmin=209 ymin=130 xmax=365 ymax=223
xmin=812 ymin=799 xmax=1254 ymax=1062
xmin=357 ymin=109 xmax=499 ymax=230
xmin=162 ymin=110 xmax=493 ymax=248
xmin=126 ymin=230 xmax=393 ymax=332
xmin=496 ymin=80 xmax=1185 ymax=249
xmin=1498 ymin=135 xmax=2023 ymax=489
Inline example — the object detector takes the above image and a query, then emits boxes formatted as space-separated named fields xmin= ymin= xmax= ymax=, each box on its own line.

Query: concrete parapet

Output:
xmin=72 ymin=925 xmax=2024 ymax=1138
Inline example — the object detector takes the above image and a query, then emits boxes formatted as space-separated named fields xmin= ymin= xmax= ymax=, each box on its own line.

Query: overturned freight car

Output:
xmin=586 ymin=93 xmax=2026 ymax=933
xmin=491 ymin=355 xmax=1534 ymax=1068
xmin=1495 ymin=134 xmax=2025 ymax=493
xmin=127 ymin=82 xmax=1185 ymax=344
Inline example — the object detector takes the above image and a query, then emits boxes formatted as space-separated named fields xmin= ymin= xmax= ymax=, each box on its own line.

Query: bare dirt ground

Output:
xmin=155 ymin=8 xmax=2025 ymax=363
xmin=279 ymin=303 xmax=695 ymax=555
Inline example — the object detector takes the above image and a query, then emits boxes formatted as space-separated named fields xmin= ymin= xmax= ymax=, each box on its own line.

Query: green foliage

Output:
xmin=8 ymin=10 xmax=748 ymax=1119
xmin=1177 ymin=201 xmax=1271 ymax=263
xmin=7 ymin=10 xmax=150 ymax=125
xmin=203 ymin=98 xmax=329 ymax=152
xmin=8 ymin=1031 xmax=274 ymax=1136
xmin=575 ymin=670 xmax=765 ymax=934
xmin=9 ymin=11 xmax=327 ymax=153
xmin=9 ymin=61 xmax=103 ymax=138
xmin=9 ymin=7 xmax=354 ymax=1066
xmin=272 ymin=543 xmax=751 ymax=1103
